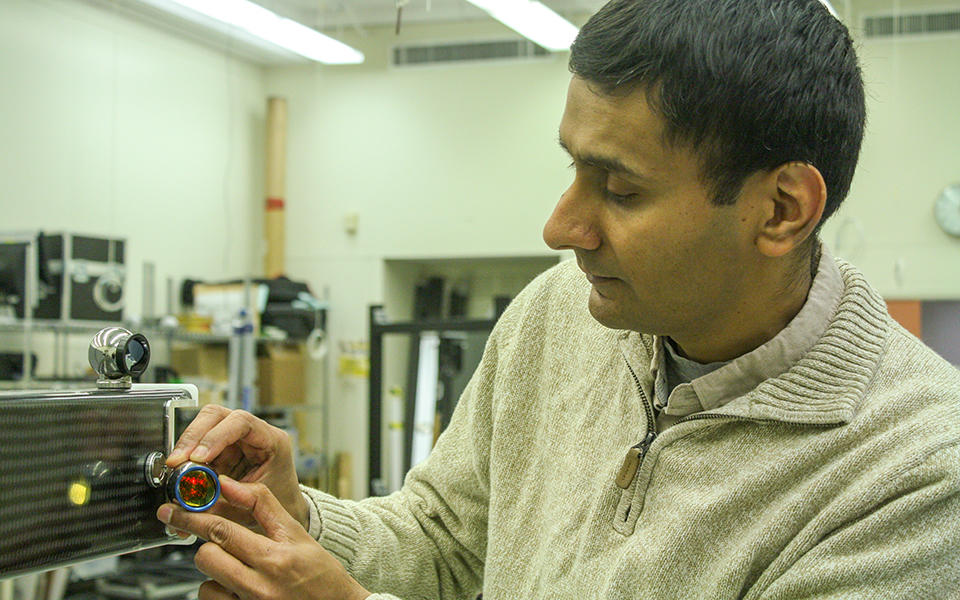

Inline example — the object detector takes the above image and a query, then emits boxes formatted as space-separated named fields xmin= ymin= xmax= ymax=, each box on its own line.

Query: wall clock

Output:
xmin=934 ymin=184 xmax=960 ymax=238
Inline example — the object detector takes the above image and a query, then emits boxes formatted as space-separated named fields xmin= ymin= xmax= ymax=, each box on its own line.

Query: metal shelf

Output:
xmin=0 ymin=320 xmax=251 ymax=396
xmin=0 ymin=319 xmax=117 ymax=335
xmin=0 ymin=320 xmax=232 ymax=343
xmin=0 ymin=319 xmax=316 ymax=346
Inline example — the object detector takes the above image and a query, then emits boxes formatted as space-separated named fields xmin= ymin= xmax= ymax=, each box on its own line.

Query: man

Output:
xmin=158 ymin=0 xmax=960 ymax=598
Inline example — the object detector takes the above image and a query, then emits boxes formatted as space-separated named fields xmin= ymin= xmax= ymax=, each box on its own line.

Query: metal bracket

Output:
xmin=161 ymin=394 xmax=200 ymax=539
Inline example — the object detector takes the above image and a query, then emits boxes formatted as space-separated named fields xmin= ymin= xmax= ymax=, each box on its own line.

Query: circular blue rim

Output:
xmin=173 ymin=464 xmax=220 ymax=512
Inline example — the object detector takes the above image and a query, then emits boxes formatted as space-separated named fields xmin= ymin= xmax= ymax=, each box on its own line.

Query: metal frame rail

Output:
xmin=367 ymin=305 xmax=496 ymax=497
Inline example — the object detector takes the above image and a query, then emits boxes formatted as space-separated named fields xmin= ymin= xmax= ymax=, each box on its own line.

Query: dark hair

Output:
xmin=569 ymin=0 xmax=865 ymax=225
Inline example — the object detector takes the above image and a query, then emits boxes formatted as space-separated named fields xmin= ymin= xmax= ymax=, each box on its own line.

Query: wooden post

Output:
xmin=334 ymin=452 xmax=353 ymax=499
xmin=265 ymin=97 xmax=288 ymax=278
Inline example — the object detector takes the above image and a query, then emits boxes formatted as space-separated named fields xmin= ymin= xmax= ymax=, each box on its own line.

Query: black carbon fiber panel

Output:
xmin=0 ymin=389 xmax=187 ymax=578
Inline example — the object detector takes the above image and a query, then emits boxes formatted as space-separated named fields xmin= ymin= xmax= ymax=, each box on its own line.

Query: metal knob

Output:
xmin=166 ymin=462 xmax=220 ymax=512
xmin=142 ymin=453 xmax=220 ymax=513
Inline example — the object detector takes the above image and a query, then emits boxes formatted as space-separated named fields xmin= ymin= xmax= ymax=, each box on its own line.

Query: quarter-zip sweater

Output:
xmin=303 ymin=257 xmax=960 ymax=599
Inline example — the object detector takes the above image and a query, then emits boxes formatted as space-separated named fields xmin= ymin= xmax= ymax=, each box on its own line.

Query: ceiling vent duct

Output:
xmin=863 ymin=10 xmax=960 ymax=38
xmin=392 ymin=39 xmax=550 ymax=66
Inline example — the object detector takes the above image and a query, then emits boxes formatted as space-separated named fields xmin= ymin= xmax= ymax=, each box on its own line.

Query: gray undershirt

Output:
xmin=661 ymin=338 xmax=728 ymax=403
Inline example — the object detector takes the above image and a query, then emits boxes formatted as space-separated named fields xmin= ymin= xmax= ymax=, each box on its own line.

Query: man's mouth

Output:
xmin=585 ymin=272 xmax=617 ymax=285
xmin=576 ymin=257 xmax=617 ymax=284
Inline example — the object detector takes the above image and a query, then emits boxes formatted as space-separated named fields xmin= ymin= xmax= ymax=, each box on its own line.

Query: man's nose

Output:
xmin=542 ymin=183 xmax=601 ymax=251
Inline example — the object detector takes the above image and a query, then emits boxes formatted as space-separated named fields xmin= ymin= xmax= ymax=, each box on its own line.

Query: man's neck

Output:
xmin=671 ymin=257 xmax=817 ymax=364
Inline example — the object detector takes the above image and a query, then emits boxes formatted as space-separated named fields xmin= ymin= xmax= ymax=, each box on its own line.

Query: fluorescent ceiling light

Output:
xmin=466 ymin=0 xmax=579 ymax=51
xmin=819 ymin=0 xmax=839 ymax=18
xmin=156 ymin=0 xmax=364 ymax=64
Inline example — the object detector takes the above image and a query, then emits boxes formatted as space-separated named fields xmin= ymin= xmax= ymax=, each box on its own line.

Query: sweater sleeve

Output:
xmin=298 ymin=297 xmax=521 ymax=600
xmin=754 ymin=443 xmax=960 ymax=600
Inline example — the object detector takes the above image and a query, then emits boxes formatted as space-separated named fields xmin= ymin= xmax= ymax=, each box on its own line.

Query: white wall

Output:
xmin=0 ymin=0 xmax=267 ymax=321
xmin=266 ymin=20 xmax=575 ymax=497
xmin=821 ymin=0 xmax=960 ymax=297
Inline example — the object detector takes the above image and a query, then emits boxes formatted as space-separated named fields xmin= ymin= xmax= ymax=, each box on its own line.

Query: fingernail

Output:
xmin=157 ymin=505 xmax=172 ymax=524
xmin=166 ymin=450 xmax=184 ymax=465
xmin=190 ymin=446 xmax=208 ymax=462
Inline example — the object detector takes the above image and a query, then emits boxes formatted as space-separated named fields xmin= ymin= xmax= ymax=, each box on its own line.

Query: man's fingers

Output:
xmin=158 ymin=501 xmax=270 ymax=567
xmin=167 ymin=405 xmax=231 ymax=466
xmin=193 ymin=542 xmax=259 ymax=598
xmin=206 ymin=495 xmax=259 ymax=530
xmin=217 ymin=476 xmax=302 ymax=540
xmin=187 ymin=411 xmax=282 ymax=466
xmin=208 ymin=444 xmax=245 ymax=477
xmin=197 ymin=580 xmax=238 ymax=600
xmin=169 ymin=408 xmax=283 ymax=469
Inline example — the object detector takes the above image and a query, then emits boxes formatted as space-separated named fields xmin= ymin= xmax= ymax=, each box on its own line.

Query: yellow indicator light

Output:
xmin=178 ymin=470 xmax=216 ymax=508
xmin=68 ymin=479 xmax=91 ymax=506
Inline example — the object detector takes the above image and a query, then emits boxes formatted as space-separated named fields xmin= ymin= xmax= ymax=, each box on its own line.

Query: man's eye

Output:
xmin=605 ymin=189 xmax=636 ymax=204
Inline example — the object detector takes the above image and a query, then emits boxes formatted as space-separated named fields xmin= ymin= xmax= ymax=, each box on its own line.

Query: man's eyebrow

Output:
xmin=557 ymin=135 xmax=649 ymax=181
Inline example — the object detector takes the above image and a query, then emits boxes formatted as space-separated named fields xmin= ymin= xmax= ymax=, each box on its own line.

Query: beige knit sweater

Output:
xmin=303 ymin=258 xmax=960 ymax=599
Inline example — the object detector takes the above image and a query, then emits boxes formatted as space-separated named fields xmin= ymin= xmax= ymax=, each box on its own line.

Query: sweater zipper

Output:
xmin=616 ymin=431 xmax=657 ymax=489
xmin=614 ymin=412 xmax=750 ymax=491
xmin=616 ymin=359 xmax=756 ymax=490
xmin=617 ymin=361 xmax=658 ymax=490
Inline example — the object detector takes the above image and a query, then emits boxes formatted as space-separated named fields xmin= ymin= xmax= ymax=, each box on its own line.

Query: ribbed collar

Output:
xmin=619 ymin=250 xmax=890 ymax=426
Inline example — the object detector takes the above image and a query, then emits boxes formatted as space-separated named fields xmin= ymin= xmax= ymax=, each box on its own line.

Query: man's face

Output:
xmin=544 ymin=77 xmax=763 ymax=340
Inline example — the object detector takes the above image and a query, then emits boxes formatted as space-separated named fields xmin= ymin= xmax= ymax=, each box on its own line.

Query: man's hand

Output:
xmin=158 ymin=476 xmax=371 ymax=600
xmin=166 ymin=405 xmax=309 ymax=529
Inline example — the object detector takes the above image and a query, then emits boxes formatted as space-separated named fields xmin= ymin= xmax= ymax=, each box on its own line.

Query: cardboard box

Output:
xmin=197 ymin=387 xmax=225 ymax=407
xmin=193 ymin=283 xmax=264 ymax=337
xmin=257 ymin=345 xmax=306 ymax=406
xmin=170 ymin=344 xmax=229 ymax=383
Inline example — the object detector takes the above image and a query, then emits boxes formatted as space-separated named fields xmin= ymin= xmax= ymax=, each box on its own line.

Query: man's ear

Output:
xmin=755 ymin=162 xmax=826 ymax=258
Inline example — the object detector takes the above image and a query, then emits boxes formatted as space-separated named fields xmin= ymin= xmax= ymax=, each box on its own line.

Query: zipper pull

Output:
xmin=616 ymin=431 xmax=657 ymax=489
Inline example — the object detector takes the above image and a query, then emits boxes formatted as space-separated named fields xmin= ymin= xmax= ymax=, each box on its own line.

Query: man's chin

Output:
xmin=586 ymin=289 xmax=658 ymax=334
xmin=587 ymin=289 xmax=633 ymax=331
